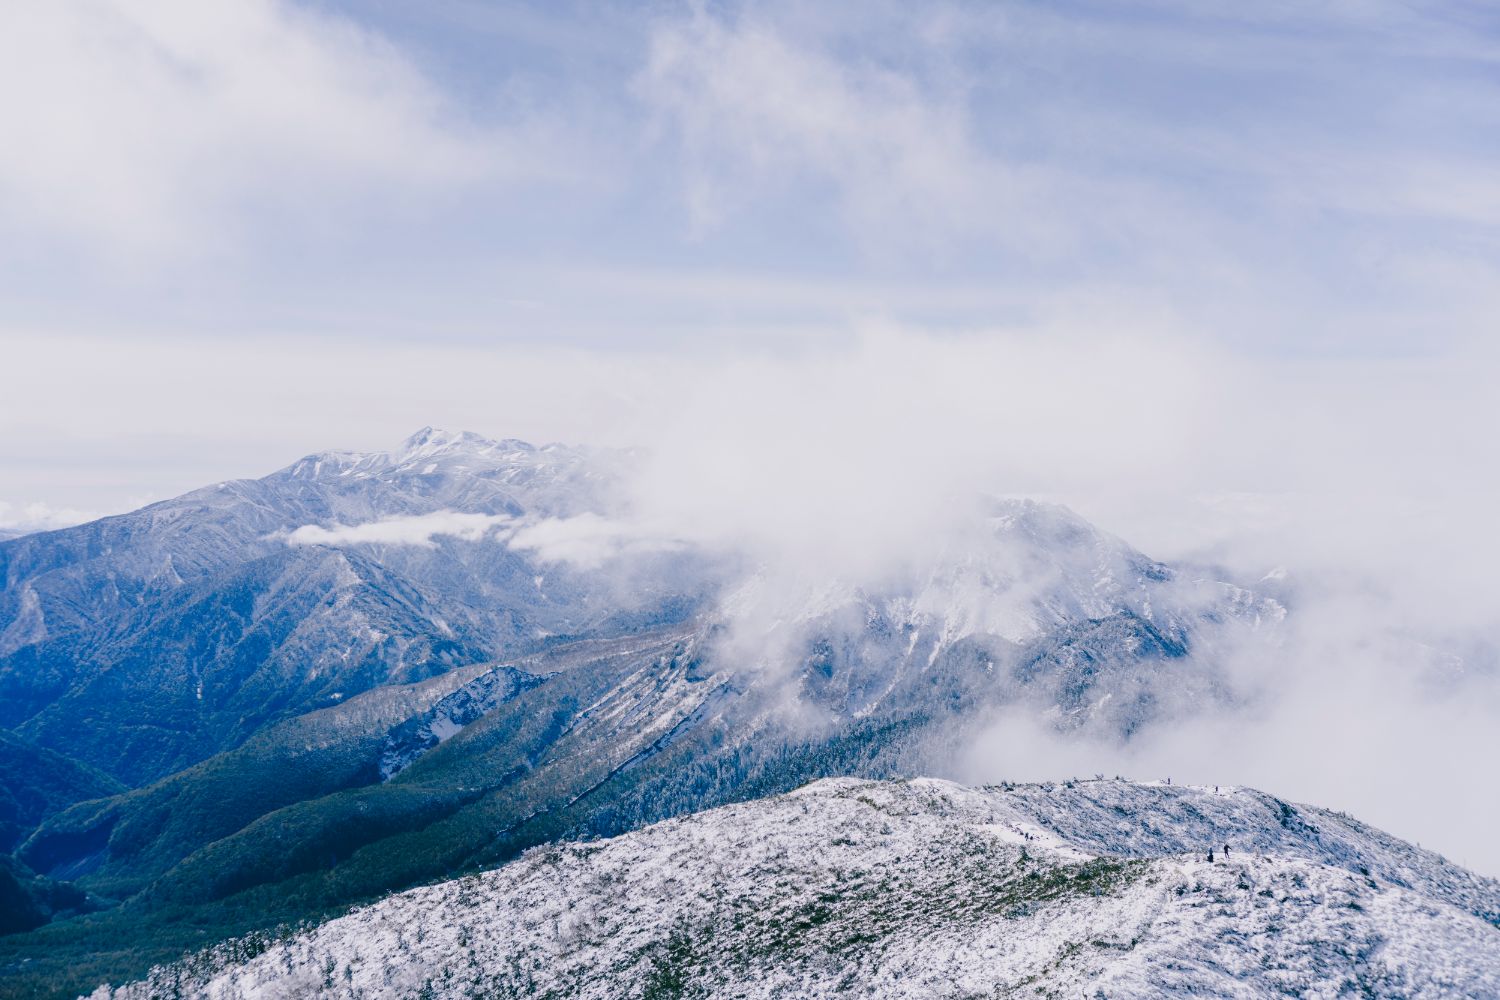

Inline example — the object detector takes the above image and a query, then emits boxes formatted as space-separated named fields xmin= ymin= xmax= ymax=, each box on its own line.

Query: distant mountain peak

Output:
xmin=277 ymin=429 xmax=568 ymax=485
xmin=397 ymin=426 xmax=511 ymax=458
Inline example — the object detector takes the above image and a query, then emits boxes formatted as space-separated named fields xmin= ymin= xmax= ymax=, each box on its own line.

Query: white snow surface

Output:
xmin=96 ymin=778 xmax=1500 ymax=999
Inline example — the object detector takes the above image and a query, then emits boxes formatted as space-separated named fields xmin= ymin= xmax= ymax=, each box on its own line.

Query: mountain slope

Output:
xmin=0 ymin=731 xmax=121 ymax=854
xmin=0 ymin=430 xmax=1303 ymax=996
xmin=751 ymin=498 xmax=1282 ymax=738
xmin=0 ymin=855 xmax=100 ymax=937
xmin=95 ymin=778 xmax=1500 ymax=999
xmin=15 ymin=661 xmax=519 ymax=895
xmin=0 ymin=431 xmax=1279 ymax=795
xmin=0 ymin=429 xmax=701 ymax=786
xmin=0 ymin=623 xmax=731 ymax=997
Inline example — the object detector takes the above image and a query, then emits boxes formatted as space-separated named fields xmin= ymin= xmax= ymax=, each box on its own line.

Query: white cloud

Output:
xmin=283 ymin=511 xmax=512 ymax=548
xmin=633 ymin=1 xmax=1500 ymax=334
xmin=636 ymin=7 xmax=1012 ymax=248
xmin=279 ymin=509 xmax=687 ymax=570
xmin=0 ymin=0 xmax=503 ymax=261
xmin=0 ymin=500 xmax=101 ymax=533
xmin=620 ymin=323 xmax=1215 ymax=585
xmin=957 ymin=596 xmax=1500 ymax=876
xmin=598 ymin=323 xmax=1498 ymax=872
xmin=506 ymin=513 xmax=689 ymax=570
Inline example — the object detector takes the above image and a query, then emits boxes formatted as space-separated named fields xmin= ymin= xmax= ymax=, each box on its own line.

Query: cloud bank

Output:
xmin=956 ymin=594 xmax=1500 ymax=876
xmin=606 ymin=327 xmax=1500 ymax=874
xmin=281 ymin=510 xmax=687 ymax=571
xmin=506 ymin=513 xmax=690 ymax=571
xmin=283 ymin=512 xmax=512 ymax=548
xmin=638 ymin=7 xmax=1001 ymax=247
xmin=0 ymin=500 xmax=101 ymax=534
xmin=0 ymin=0 xmax=515 ymax=262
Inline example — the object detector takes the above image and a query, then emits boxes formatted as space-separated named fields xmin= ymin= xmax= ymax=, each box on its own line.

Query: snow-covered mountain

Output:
xmin=95 ymin=778 xmax=1500 ymax=999
xmin=0 ymin=428 xmax=1280 ymax=791
xmin=0 ymin=429 xmax=1302 ymax=997
xmin=743 ymin=498 xmax=1283 ymax=740
xmin=0 ymin=429 xmax=701 ymax=786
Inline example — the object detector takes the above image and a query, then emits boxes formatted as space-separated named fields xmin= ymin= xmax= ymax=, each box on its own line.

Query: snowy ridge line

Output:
xmin=94 ymin=778 xmax=1500 ymax=999
xmin=968 ymin=777 xmax=1500 ymax=927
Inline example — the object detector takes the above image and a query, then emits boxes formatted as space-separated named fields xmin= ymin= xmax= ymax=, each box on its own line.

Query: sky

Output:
xmin=2 ymin=0 xmax=1497 ymax=522
xmin=1 ymin=2 xmax=1498 ymax=867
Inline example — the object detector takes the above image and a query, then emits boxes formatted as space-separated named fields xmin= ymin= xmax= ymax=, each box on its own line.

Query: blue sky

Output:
xmin=1 ymin=0 xmax=1497 ymax=518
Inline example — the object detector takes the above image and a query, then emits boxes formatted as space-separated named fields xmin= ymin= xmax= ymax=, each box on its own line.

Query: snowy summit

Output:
xmin=97 ymin=778 xmax=1500 ymax=999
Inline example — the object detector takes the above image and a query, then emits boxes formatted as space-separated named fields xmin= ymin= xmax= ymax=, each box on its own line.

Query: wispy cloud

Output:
xmin=3 ymin=1 xmax=1494 ymax=345
xmin=958 ymin=586 xmax=1500 ymax=876
xmin=279 ymin=509 xmax=687 ymax=570
xmin=507 ymin=513 xmax=689 ymax=570
xmin=0 ymin=0 xmax=531 ymax=263
xmin=633 ymin=1 xmax=1500 ymax=341
xmin=637 ymin=6 xmax=1001 ymax=246
xmin=0 ymin=500 xmax=101 ymax=533
xmin=283 ymin=511 xmax=512 ymax=548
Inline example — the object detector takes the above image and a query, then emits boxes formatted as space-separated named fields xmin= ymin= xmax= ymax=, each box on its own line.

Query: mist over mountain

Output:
xmin=0 ymin=428 xmax=705 ymax=786
xmin=0 ymin=428 xmax=1325 ymax=996
xmin=0 ymin=411 xmax=1492 ymax=1000
xmin=5 ymin=2 xmax=1498 ymax=996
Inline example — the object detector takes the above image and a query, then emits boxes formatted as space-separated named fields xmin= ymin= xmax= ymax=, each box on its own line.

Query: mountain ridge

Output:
xmin=0 ymin=429 xmax=1309 ymax=997
xmin=92 ymin=777 xmax=1500 ymax=999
